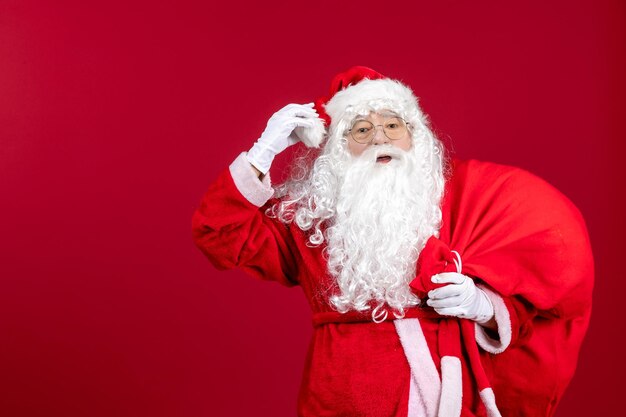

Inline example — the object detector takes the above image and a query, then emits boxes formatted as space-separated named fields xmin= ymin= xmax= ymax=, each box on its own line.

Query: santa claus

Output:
xmin=192 ymin=67 xmax=593 ymax=417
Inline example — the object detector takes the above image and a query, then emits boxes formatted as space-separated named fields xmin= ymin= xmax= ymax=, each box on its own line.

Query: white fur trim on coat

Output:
xmin=408 ymin=375 xmax=429 ymax=417
xmin=479 ymin=388 xmax=503 ymax=417
xmin=229 ymin=152 xmax=274 ymax=207
xmin=474 ymin=284 xmax=512 ymax=354
xmin=439 ymin=356 xmax=463 ymax=417
xmin=395 ymin=318 xmax=442 ymax=417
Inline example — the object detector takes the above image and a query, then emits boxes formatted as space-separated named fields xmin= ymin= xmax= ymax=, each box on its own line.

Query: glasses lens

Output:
xmin=383 ymin=118 xmax=407 ymax=140
xmin=351 ymin=120 xmax=374 ymax=143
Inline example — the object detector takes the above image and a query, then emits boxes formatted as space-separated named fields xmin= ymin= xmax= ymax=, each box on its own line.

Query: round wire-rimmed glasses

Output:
xmin=348 ymin=117 xmax=410 ymax=144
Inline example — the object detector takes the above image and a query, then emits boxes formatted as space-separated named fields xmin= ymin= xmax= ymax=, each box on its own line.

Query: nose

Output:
xmin=371 ymin=125 xmax=389 ymax=145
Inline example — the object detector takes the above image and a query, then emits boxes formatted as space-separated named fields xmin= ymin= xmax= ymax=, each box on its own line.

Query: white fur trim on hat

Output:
xmin=324 ymin=78 xmax=423 ymax=132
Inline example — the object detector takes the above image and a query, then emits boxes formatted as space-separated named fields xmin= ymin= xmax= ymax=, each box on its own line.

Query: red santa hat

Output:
xmin=299 ymin=66 xmax=427 ymax=148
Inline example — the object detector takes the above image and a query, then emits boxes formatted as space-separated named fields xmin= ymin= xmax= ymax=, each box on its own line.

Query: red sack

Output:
xmin=415 ymin=159 xmax=594 ymax=416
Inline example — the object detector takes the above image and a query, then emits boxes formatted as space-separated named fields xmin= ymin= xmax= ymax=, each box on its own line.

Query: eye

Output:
xmin=386 ymin=123 xmax=399 ymax=129
xmin=356 ymin=127 xmax=370 ymax=134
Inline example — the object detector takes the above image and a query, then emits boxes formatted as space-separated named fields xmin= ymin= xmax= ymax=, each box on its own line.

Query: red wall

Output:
xmin=1 ymin=1 xmax=624 ymax=416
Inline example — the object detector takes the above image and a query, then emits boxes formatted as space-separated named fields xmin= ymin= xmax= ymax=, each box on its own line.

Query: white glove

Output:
xmin=426 ymin=272 xmax=495 ymax=324
xmin=247 ymin=103 xmax=320 ymax=175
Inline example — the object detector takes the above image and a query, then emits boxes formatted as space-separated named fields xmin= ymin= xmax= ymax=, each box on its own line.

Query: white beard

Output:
xmin=326 ymin=143 xmax=443 ymax=321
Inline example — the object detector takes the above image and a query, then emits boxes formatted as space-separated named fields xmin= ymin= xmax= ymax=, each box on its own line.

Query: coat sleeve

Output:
xmin=474 ymin=283 xmax=537 ymax=354
xmin=191 ymin=153 xmax=299 ymax=286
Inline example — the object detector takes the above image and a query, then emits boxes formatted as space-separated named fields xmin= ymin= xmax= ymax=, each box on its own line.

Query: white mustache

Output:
xmin=357 ymin=145 xmax=406 ymax=163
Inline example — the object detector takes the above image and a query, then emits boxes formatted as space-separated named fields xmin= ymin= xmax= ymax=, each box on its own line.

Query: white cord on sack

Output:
xmin=451 ymin=250 xmax=462 ymax=273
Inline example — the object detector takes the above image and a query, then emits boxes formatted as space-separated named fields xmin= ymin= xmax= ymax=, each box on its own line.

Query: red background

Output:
xmin=1 ymin=1 xmax=624 ymax=416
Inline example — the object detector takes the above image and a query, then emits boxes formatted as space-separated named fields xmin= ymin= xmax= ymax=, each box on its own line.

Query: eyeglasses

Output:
xmin=348 ymin=117 xmax=410 ymax=144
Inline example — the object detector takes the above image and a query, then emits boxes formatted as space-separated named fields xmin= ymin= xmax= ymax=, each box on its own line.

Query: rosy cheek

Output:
xmin=400 ymin=136 xmax=412 ymax=151
xmin=348 ymin=142 xmax=367 ymax=156
xmin=391 ymin=139 xmax=409 ymax=152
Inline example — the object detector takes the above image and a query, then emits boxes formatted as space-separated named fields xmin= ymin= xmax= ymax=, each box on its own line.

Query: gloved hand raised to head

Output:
xmin=426 ymin=272 xmax=495 ymax=325
xmin=246 ymin=103 xmax=325 ymax=175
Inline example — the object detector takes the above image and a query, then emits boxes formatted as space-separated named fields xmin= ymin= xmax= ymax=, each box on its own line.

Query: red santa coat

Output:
xmin=192 ymin=154 xmax=593 ymax=417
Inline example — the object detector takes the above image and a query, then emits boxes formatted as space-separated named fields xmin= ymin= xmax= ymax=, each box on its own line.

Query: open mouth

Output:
xmin=376 ymin=155 xmax=392 ymax=164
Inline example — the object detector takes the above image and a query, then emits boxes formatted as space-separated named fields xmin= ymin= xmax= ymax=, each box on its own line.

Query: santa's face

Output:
xmin=346 ymin=111 xmax=412 ymax=159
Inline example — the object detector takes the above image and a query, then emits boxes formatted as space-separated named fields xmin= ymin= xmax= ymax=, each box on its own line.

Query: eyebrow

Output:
xmin=353 ymin=111 xmax=401 ymax=122
xmin=378 ymin=110 xmax=401 ymax=118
